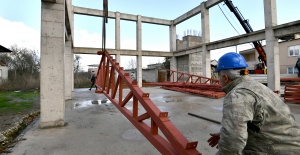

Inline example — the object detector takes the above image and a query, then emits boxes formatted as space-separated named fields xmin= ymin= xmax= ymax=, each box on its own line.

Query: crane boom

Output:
xmin=224 ymin=0 xmax=267 ymax=67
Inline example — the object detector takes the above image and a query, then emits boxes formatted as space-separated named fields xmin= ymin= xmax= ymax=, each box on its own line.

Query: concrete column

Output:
xmin=115 ymin=12 xmax=121 ymax=81
xmin=40 ymin=0 xmax=65 ymax=128
xmin=137 ymin=15 xmax=142 ymax=87
xmin=65 ymin=36 xmax=72 ymax=100
xmin=169 ymin=24 xmax=177 ymax=82
xmin=115 ymin=12 xmax=120 ymax=51
xmin=264 ymin=0 xmax=280 ymax=92
xmin=71 ymin=53 xmax=74 ymax=91
xmin=116 ymin=54 xmax=121 ymax=64
xmin=170 ymin=24 xmax=176 ymax=52
xmin=170 ymin=56 xmax=177 ymax=82
xmin=201 ymin=2 xmax=211 ymax=79
xmin=67 ymin=0 xmax=74 ymax=92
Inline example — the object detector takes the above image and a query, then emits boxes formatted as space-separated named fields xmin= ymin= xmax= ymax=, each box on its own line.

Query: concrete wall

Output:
xmin=176 ymin=36 xmax=202 ymax=50
xmin=124 ymin=68 xmax=158 ymax=83
xmin=177 ymin=55 xmax=189 ymax=73
xmin=176 ymin=35 xmax=203 ymax=80
xmin=189 ymin=52 xmax=202 ymax=76
xmin=0 ymin=66 xmax=8 ymax=83
xmin=142 ymin=69 xmax=158 ymax=82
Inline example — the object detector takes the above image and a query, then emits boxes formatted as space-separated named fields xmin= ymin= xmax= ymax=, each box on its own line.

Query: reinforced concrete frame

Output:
xmin=40 ymin=0 xmax=300 ymax=129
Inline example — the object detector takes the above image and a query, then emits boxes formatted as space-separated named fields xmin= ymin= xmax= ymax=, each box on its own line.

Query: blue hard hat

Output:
xmin=215 ymin=52 xmax=248 ymax=72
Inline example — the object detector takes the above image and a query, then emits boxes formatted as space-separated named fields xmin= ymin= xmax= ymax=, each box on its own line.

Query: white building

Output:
xmin=0 ymin=45 xmax=12 ymax=83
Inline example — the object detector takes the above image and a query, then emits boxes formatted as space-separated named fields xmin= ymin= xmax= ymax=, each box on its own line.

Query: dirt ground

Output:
xmin=0 ymin=96 xmax=40 ymax=153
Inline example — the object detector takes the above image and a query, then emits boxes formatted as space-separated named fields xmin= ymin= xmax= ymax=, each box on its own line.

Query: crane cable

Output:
xmin=218 ymin=4 xmax=240 ymax=35
xmin=218 ymin=3 xmax=254 ymax=48
xmin=102 ymin=0 xmax=108 ymax=51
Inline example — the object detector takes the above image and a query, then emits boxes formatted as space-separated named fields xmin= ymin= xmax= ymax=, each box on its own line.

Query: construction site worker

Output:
xmin=295 ymin=56 xmax=300 ymax=77
xmin=208 ymin=52 xmax=300 ymax=154
xmin=89 ymin=74 xmax=97 ymax=91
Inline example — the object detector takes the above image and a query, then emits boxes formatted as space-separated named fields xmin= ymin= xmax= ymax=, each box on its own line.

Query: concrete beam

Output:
xmin=73 ymin=47 xmax=173 ymax=57
xmin=173 ymin=5 xmax=201 ymax=25
xmin=73 ymin=6 xmax=171 ymax=26
xmin=42 ymin=0 xmax=56 ymax=2
xmin=73 ymin=6 xmax=115 ymax=18
xmin=141 ymin=16 xmax=171 ymax=25
xmin=205 ymin=0 xmax=224 ymax=8
xmin=174 ymin=47 xmax=202 ymax=57
xmin=65 ymin=3 xmax=71 ymax=35
xmin=206 ymin=30 xmax=265 ymax=50
xmin=274 ymin=20 xmax=300 ymax=38
xmin=173 ymin=20 xmax=300 ymax=56
xmin=172 ymin=0 xmax=224 ymax=25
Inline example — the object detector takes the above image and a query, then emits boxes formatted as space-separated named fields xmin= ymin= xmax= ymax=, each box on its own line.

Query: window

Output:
xmin=288 ymin=45 xmax=300 ymax=56
xmin=287 ymin=67 xmax=298 ymax=74
xmin=295 ymin=45 xmax=300 ymax=56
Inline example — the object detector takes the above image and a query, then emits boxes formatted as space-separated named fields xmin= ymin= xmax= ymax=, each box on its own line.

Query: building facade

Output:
xmin=239 ymin=38 xmax=300 ymax=75
xmin=0 ymin=45 xmax=12 ymax=83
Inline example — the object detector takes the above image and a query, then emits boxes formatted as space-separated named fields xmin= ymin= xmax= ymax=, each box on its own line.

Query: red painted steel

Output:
xmin=281 ymin=78 xmax=300 ymax=82
xmin=166 ymin=69 xmax=220 ymax=84
xmin=95 ymin=51 xmax=201 ymax=155
xmin=150 ymin=70 xmax=224 ymax=98
xmin=284 ymin=84 xmax=300 ymax=104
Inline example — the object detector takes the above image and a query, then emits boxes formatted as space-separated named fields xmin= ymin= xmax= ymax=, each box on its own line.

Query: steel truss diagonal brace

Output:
xmin=95 ymin=51 xmax=202 ymax=155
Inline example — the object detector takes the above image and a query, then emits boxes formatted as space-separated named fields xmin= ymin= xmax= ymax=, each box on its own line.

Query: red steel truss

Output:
xmin=151 ymin=70 xmax=225 ymax=99
xmin=166 ymin=69 xmax=220 ymax=84
xmin=284 ymin=84 xmax=300 ymax=104
xmin=95 ymin=51 xmax=201 ymax=155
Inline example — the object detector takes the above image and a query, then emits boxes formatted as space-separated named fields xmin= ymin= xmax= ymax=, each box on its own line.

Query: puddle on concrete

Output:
xmin=74 ymin=100 xmax=111 ymax=108
xmin=165 ymin=98 xmax=183 ymax=103
xmin=212 ymin=106 xmax=223 ymax=111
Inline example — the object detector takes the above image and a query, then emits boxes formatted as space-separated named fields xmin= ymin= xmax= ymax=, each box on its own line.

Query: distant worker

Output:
xmin=89 ymin=74 xmax=97 ymax=91
xmin=295 ymin=56 xmax=300 ymax=77
xmin=208 ymin=52 xmax=300 ymax=154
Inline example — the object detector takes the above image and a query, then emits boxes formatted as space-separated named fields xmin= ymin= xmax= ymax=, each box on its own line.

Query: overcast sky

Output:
xmin=0 ymin=0 xmax=299 ymax=71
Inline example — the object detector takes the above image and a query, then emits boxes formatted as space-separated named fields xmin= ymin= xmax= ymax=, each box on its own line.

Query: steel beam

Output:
xmin=95 ymin=51 xmax=201 ymax=155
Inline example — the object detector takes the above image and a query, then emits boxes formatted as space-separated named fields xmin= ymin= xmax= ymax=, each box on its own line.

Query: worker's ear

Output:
xmin=223 ymin=75 xmax=230 ymax=84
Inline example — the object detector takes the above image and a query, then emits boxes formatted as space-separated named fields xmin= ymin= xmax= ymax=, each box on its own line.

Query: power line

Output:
xmin=218 ymin=4 xmax=240 ymax=35
xmin=221 ymin=3 xmax=243 ymax=34
xmin=218 ymin=4 xmax=254 ymax=48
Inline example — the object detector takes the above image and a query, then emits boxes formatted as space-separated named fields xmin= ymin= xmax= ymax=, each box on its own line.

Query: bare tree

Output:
xmin=2 ymin=45 xmax=40 ymax=79
xmin=125 ymin=58 xmax=136 ymax=70
xmin=73 ymin=54 xmax=81 ymax=73
xmin=0 ymin=45 xmax=40 ymax=90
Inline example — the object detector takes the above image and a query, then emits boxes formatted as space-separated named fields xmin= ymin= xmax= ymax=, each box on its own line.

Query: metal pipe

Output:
xmin=188 ymin=113 xmax=221 ymax=124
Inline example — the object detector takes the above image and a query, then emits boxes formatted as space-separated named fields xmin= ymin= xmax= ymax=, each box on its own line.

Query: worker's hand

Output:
xmin=207 ymin=133 xmax=220 ymax=148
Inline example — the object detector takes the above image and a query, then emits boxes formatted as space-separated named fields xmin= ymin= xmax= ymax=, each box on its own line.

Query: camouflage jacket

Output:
xmin=217 ymin=76 xmax=300 ymax=155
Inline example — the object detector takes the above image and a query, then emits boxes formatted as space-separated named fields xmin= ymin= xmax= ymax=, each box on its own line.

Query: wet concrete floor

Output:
xmin=4 ymin=87 xmax=300 ymax=155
